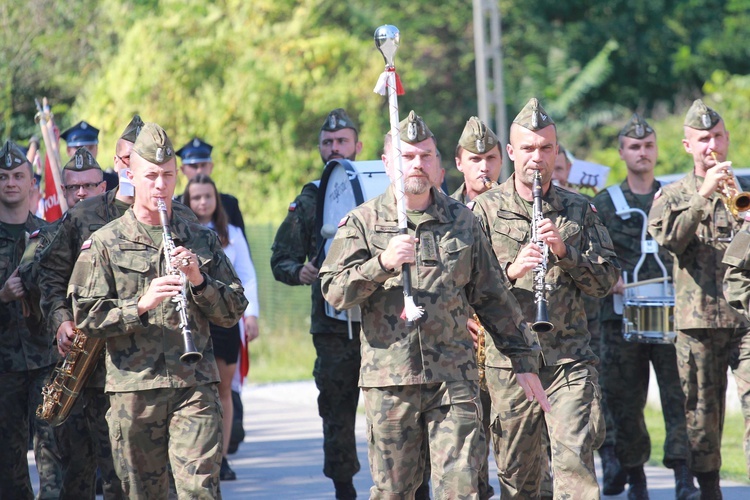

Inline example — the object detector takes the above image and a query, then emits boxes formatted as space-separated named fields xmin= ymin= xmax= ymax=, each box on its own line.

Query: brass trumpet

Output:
xmin=711 ymin=152 xmax=750 ymax=217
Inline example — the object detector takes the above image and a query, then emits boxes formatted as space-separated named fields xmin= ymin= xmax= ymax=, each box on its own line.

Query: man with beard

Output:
xmin=271 ymin=108 xmax=363 ymax=499
xmin=593 ymin=114 xmax=695 ymax=499
xmin=471 ymin=98 xmax=620 ymax=499
xmin=320 ymin=110 xmax=547 ymax=499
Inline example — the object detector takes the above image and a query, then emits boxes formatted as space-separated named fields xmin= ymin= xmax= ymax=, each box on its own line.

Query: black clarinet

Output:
xmin=157 ymin=199 xmax=203 ymax=364
xmin=531 ymin=171 xmax=554 ymax=333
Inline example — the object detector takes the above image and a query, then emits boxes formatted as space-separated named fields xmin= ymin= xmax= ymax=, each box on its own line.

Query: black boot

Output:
xmin=220 ymin=456 xmax=236 ymax=481
xmin=599 ymin=445 xmax=627 ymax=495
xmin=334 ymin=479 xmax=357 ymax=500
xmin=694 ymin=470 xmax=722 ymax=500
xmin=673 ymin=460 xmax=699 ymax=500
xmin=626 ymin=466 xmax=649 ymax=500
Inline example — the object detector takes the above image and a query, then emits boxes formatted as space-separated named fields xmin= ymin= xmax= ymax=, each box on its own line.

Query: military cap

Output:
xmin=1 ymin=140 xmax=29 ymax=171
xmin=133 ymin=123 xmax=175 ymax=165
xmin=176 ymin=137 xmax=212 ymax=165
xmin=619 ymin=113 xmax=654 ymax=139
xmin=60 ymin=121 xmax=99 ymax=147
xmin=684 ymin=99 xmax=722 ymax=130
xmin=512 ymin=98 xmax=555 ymax=131
xmin=458 ymin=116 xmax=498 ymax=154
xmin=119 ymin=114 xmax=144 ymax=143
xmin=397 ymin=110 xmax=434 ymax=144
xmin=63 ymin=147 xmax=101 ymax=172
xmin=321 ymin=108 xmax=358 ymax=133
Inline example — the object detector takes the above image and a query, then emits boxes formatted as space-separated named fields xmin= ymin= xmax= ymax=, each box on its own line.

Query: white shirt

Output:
xmin=209 ymin=222 xmax=259 ymax=318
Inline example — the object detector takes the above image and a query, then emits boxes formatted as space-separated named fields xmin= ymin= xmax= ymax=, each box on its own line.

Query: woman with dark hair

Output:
xmin=184 ymin=174 xmax=259 ymax=481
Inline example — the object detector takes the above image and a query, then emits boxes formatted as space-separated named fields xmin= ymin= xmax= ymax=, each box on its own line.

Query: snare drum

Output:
xmin=622 ymin=297 xmax=676 ymax=344
xmin=317 ymin=159 xmax=390 ymax=322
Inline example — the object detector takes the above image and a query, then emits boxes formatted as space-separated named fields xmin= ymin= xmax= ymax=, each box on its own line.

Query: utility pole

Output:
xmin=472 ymin=0 xmax=511 ymax=179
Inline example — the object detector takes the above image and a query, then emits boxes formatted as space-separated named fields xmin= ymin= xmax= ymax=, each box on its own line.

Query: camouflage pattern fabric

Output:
xmin=471 ymin=174 xmax=619 ymax=497
xmin=486 ymin=362 xmax=604 ymax=499
xmin=312 ymin=334 xmax=361 ymax=481
xmin=363 ymin=381 xmax=484 ymax=499
xmin=450 ymin=182 xmax=471 ymax=206
xmin=106 ymin=385 xmax=222 ymax=499
xmin=271 ymin=181 xmax=362 ymax=483
xmin=649 ymin=170 xmax=749 ymax=473
xmin=0 ymin=216 xmax=61 ymax=498
xmin=69 ymin=206 xmax=246 ymax=497
xmin=593 ymin=180 xmax=687 ymax=468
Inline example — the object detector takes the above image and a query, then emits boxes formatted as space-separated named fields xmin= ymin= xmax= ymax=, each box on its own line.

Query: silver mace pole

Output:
xmin=374 ymin=25 xmax=423 ymax=324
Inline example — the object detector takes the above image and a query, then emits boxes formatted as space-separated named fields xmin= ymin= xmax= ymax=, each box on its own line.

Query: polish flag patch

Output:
xmin=338 ymin=215 xmax=349 ymax=228
xmin=29 ymin=229 xmax=41 ymax=239
xmin=288 ymin=202 xmax=297 ymax=212
xmin=80 ymin=239 xmax=92 ymax=250
xmin=590 ymin=203 xmax=597 ymax=213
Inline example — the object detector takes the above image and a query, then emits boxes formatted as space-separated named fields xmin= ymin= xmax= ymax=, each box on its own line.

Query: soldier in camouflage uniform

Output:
xmin=320 ymin=111 xmax=548 ymax=499
xmin=471 ymin=98 xmax=620 ymax=499
xmin=271 ymin=108 xmax=363 ymax=499
xmin=593 ymin=114 xmax=695 ymax=499
xmin=721 ymin=224 xmax=750 ymax=482
xmin=0 ymin=140 xmax=60 ymax=499
xmin=38 ymin=116 xmax=148 ymax=499
xmin=648 ymin=99 xmax=750 ymax=498
xmin=60 ymin=147 xmax=107 ymax=209
xmin=449 ymin=116 xmax=501 ymax=500
xmin=68 ymin=123 xmax=247 ymax=498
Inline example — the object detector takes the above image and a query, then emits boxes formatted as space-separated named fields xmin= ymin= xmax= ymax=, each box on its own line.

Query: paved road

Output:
xmin=30 ymin=379 xmax=749 ymax=498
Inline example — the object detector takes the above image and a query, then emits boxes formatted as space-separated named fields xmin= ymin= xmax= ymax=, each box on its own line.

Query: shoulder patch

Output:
xmin=589 ymin=203 xmax=597 ymax=213
xmin=466 ymin=201 xmax=476 ymax=210
xmin=29 ymin=229 xmax=41 ymax=239
xmin=80 ymin=239 xmax=92 ymax=251
xmin=338 ymin=215 xmax=349 ymax=228
xmin=288 ymin=202 xmax=297 ymax=212
xmin=654 ymin=188 xmax=662 ymax=200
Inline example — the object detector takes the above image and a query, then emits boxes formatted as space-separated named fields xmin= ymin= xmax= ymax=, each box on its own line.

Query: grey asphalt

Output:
xmin=30 ymin=379 xmax=749 ymax=498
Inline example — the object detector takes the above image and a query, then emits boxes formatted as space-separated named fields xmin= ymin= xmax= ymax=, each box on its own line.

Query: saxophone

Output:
xmin=37 ymin=328 xmax=104 ymax=426
xmin=473 ymin=314 xmax=488 ymax=391
xmin=157 ymin=199 xmax=202 ymax=364
xmin=531 ymin=171 xmax=554 ymax=333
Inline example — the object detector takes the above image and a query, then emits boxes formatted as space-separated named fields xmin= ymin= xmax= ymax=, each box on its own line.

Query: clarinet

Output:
xmin=531 ymin=171 xmax=554 ymax=333
xmin=157 ymin=199 xmax=203 ymax=364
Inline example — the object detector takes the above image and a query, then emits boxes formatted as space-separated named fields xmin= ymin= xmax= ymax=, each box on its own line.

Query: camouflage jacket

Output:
xmin=449 ymin=182 xmax=471 ymax=205
xmin=320 ymin=185 xmax=539 ymax=387
xmin=471 ymin=174 xmax=620 ymax=367
xmin=39 ymin=189 xmax=197 ymax=387
xmin=592 ymin=179 xmax=673 ymax=322
xmin=723 ymin=221 xmax=750 ymax=320
xmin=270 ymin=181 xmax=354 ymax=336
xmin=0 ymin=214 xmax=55 ymax=372
xmin=648 ymin=170 xmax=747 ymax=330
xmin=69 ymin=207 xmax=247 ymax=392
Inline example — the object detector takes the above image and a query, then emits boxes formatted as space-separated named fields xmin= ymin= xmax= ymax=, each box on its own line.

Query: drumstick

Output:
xmin=622 ymin=276 xmax=671 ymax=289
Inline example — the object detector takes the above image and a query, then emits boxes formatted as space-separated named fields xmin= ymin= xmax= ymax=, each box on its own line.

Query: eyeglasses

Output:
xmin=63 ymin=182 xmax=103 ymax=192
xmin=115 ymin=154 xmax=131 ymax=165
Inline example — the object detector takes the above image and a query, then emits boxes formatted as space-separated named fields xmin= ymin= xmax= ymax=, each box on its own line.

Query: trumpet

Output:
xmin=481 ymin=176 xmax=497 ymax=191
xmin=711 ymin=152 xmax=750 ymax=217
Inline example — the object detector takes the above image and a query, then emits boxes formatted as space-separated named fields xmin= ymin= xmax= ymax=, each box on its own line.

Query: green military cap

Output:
xmin=63 ymin=147 xmax=101 ymax=172
xmin=684 ymin=99 xmax=722 ymax=130
xmin=1 ymin=140 xmax=29 ymax=170
xmin=619 ymin=113 xmax=654 ymax=139
xmin=132 ymin=122 xmax=174 ymax=165
xmin=458 ymin=116 xmax=498 ymax=154
xmin=120 ymin=114 xmax=144 ymax=143
xmin=321 ymin=108 xmax=358 ymax=133
xmin=512 ymin=98 xmax=555 ymax=131
xmin=398 ymin=110 xmax=434 ymax=144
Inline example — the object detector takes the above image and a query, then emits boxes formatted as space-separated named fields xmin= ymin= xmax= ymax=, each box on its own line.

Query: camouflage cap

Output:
xmin=132 ymin=122 xmax=174 ymax=165
xmin=60 ymin=120 xmax=99 ymax=147
xmin=120 ymin=114 xmax=144 ymax=143
xmin=63 ymin=147 xmax=101 ymax=172
xmin=619 ymin=113 xmax=654 ymax=139
xmin=398 ymin=110 xmax=434 ymax=144
xmin=321 ymin=108 xmax=358 ymax=133
xmin=684 ymin=99 xmax=722 ymax=130
xmin=458 ymin=116 xmax=498 ymax=154
xmin=0 ymin=140 xmax=29 ymax=171
xmin=512 ymin=98 xmax=555 ymax=131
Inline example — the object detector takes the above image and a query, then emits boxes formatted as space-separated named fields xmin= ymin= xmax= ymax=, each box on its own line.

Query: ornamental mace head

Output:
xmin=374 ymin=25 xmax=400 ymax=67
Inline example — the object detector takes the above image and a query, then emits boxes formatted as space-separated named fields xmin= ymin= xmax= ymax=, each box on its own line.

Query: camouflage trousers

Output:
xmin=106 ymin=384 xmax=223 ymax=499
xmin=363 ymin=380 xmax=483 ymax=500
xmin=587 ymin=311 xmax=615 ymax=448
xmin=487 ymin=361 xmax=604 ymax=500
xmin=676 ymin=328 xmax=750 ymax=475
xmin=312 ymin=333 xmax=361 ymax=481
xmin=601 ymin=320 xmax=688 ymax=468
xmin=0 ymin=366 xmax=62 ymax=500
xmin=55 ymin=385 xmax=122 ymax=499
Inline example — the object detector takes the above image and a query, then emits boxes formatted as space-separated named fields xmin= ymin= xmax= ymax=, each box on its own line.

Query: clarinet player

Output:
xmin=471 ymin=98 xmax=620 ymax=498
xmin=68 ymin=123 xmax=248 ymax=498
